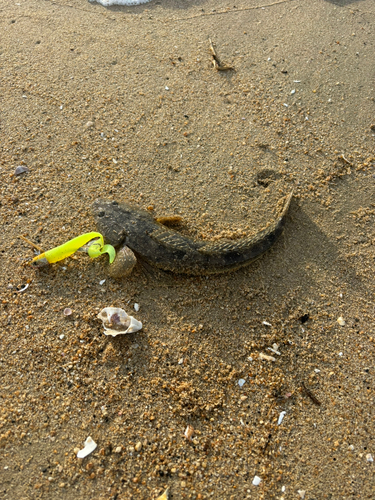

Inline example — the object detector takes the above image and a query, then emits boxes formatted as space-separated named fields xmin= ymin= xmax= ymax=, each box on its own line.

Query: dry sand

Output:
xmin=1 ymin=0 xmax=375 ymax=498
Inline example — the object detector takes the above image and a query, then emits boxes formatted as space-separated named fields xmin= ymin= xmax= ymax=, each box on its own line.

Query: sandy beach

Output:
xmin=1 ymin=0 xmax=375 ymax=498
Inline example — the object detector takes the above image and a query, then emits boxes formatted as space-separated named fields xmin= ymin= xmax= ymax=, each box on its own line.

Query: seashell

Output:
xmin=252 ymin=475 xmax=262 ymax=486
xmin=77 ymin=436 xmax=97 ymax=458
xmin=14 ymin=165 xmax=29 ymax=175
xmin=97 ymin=307 xmax=142 ymax=336
xmin=109 ymin=245 xmax=137 ymax=279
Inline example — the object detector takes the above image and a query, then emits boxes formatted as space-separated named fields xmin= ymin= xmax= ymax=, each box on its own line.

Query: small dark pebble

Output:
xmin=300 ymin=313 xmax=310 ymax=324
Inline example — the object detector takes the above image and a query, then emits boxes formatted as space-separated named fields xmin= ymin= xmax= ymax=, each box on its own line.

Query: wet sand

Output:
xmin=1 ymin=0 xmax=375 ymax=498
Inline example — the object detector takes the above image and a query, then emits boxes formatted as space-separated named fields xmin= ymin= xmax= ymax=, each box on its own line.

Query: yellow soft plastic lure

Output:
xmin=31 ymin=232 xmax=116 ymax=267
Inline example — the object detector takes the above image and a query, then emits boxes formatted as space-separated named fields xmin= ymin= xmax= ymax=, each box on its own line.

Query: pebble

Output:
xmin=238 ymin=378 xmax=246 ymax=387
xmin=134 ymin=303 xmax=140 ymax=312
xmin=135 ymin=441 xmax=142 ymax=452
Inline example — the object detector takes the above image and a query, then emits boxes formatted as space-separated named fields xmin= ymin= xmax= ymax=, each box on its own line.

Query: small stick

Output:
xmin=262 ymin=433 xmax=272 ymax=454
xmin=301 ymin=381 xmax=321 ymax=406
xmin=19 ymin=235 xmax=44 ymax=252
xmin=209 ymin=38 xmax=234 ymax=71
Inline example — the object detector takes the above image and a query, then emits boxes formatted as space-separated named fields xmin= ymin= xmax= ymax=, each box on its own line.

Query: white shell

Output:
xmin=97 ymin=307 xmax=142 ymax=336
xmin=77 ymin=436 xmax=97 ymax=458
xmin=252 ymin=475 xmax=262 ymax=486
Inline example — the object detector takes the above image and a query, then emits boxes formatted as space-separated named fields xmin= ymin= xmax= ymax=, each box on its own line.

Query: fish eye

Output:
xmin=112 ymin=201 xmax=118 ymax=206
xmin=98 ymin=210 xmax=105 ymax=217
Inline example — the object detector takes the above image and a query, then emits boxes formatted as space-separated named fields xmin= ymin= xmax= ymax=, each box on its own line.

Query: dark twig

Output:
xmin=301 ymin=381 xmax=321 ymax=406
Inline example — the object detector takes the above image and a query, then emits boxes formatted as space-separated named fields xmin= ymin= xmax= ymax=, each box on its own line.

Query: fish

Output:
xmin=91 ymin=191 xmax=293 ymax=277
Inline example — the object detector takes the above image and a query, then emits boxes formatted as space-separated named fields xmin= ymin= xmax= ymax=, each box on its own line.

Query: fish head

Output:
xmin=92 ymin=199 xmax=154 ymax=247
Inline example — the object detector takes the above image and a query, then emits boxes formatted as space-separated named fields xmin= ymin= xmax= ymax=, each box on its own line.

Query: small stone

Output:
xmin=85 ymin=121 xmax=94 ymax=129
xmin=135 ymin=441 xmax=142 ymax=452
xmin=298 ymin=491 xmax=306 ymax=499
xmin=64 ymin=308 xmax=72 ymax=316
xmin=114 ymin=446 xmax=122 ymax=454
xmin=238 ymin=378 xmax=246 ymax=387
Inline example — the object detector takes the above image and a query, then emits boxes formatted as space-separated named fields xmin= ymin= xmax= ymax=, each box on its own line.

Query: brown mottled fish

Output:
xmin=92 ymin=191 xmax=293 ymax=277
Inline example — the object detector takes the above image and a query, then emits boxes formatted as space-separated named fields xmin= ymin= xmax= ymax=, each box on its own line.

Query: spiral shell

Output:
xmin=109 ymin=245 xmax=137 ymax=278
xmin=97 ymin=307 xmax=142 ymax=336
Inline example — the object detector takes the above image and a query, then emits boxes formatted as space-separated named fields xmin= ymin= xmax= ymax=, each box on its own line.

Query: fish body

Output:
xmin=92 ymin=191 xmax=293 ymax=276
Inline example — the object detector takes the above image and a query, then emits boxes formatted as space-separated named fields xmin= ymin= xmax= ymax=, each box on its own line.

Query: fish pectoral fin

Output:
xmin=149 ymin=227 xmax=196 ymax=253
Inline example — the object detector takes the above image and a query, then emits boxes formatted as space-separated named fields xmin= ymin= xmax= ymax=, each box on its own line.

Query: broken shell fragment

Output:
xmin=259 ymin=352 xmax=276 ymax=362
xmin=184 ymin=425 xmax=194 ymax=441
xmin=337 ymin=316 xmax=346 ymax=326
xmin=252 ymin=475 xmax=262 ymax=486
xmin=14 ymin=165 xmax=29 ymax=175
xmin=97 ymin=307 xmax=142 ymax=336
xmin=77 ymin=436 xmax=97 ymax=458
xmin=156 ymin=487 xmax=170 ymax=500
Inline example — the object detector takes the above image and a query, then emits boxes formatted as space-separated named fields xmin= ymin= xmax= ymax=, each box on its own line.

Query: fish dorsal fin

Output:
xmin=155 ymin=215 xmax=183 ymax=227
